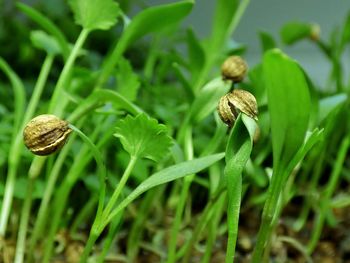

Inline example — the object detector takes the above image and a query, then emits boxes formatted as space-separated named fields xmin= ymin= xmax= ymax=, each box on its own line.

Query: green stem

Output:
xmin=103 ymin=155 xmax=137 ymax=219
xmin=201 ymin=193 xmax=226 ymax=263
xmin=167 ymin=128 xmax=193 ymax=263
xmin=0 ymin=54 xmax=52 ymax=236
xmin=96 ymin=211 xmax=123 ymax=263
xmin=182 ymin=188 xmax=225 ymax=263
xmin=49 ymin=28 xmax=90 ymax=116
xmin=70 ymin=196 xmax=98 ymax=236
xmin=14 ymin=177 xmax=35 ymax=263
xmin=42 ymin=124 xmax=106 ymax=263
xmin=307 ymin=135 xmax=350 ymax=254
xmin=29 ymin=135 xmax=76 ymax=252
xmin=251 ymin=166 xmax=285 ymax=262
xmin=79 ymin=155 xmax=138 ymax=262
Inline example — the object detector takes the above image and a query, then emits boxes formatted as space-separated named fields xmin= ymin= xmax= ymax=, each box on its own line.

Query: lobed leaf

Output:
xmin=114 ymin=114 xmax=173 ymax=161
xmin=115 ymin=57 xmax=140 ymax=102
xmin=69 ymin=0 xmax=120 ymax=31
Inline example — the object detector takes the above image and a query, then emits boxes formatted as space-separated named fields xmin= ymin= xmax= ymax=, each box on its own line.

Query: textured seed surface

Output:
xmin=217 ymin=89 xmax=258 ymax=127
xmin=227 ymin=89 xmax=258 ymax=120
xmin=221 ymin=56 xmax=248 ymax=83
xmin=23 ymin=114 xmax=72 ymax=156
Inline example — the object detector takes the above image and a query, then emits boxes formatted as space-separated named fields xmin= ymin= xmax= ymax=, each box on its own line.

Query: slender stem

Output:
xmin=42 ymin=124 xmax=106 ymax=263
xmin=307 ymin=135 xmax=350 ymax=254
xmin=80 ymin=156 xmax=138 ymax=262
xmin=225 ymin=167 xmax=242 ymax=263
xmin=167 ymin=128 xmax=193 ymax=263
xmin=251 ymin=166 xmax=285 ymax=262
xmin=0 ymin=54 xmax=54 ymax=236
xmin=79 ymin=231 xmax=100 ymax=263
xmin=96 ymin=211 xmax=123 ymax=263
xmin=70 ymin=196 xmax=98 ymax=236
xmin=14 ymin=178 xmax=35 ymax=263
xmin=49 ymin=28 xmax=90 ymax=116
xmin=182 ymin=188 xmax=225 ymax=263
xmin=102 ymin=155 xmax=137 ymax=219
xmin=29 ymin=136 xmax=75 ymax=251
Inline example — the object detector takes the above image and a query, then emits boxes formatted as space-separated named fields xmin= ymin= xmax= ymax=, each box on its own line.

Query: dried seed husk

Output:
xmin=23 ymin=114 xmax=72 ymax=156
xmin=217 ymin=89 xmax=258 ymax=127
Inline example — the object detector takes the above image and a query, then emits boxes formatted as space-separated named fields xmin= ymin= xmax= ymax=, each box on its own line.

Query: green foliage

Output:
xmin=30 ymin=30 xmax=61 ymax=55
xmin=114 ymin=113 xmax=173 ymax=161
xmin=280 ymin=22 xmax=313 ymax=45
xmin=1 ymin=1 xmax=350 ymax=262
xmin=108 ymin=153 xmax=225 ymax=220
xmin=263 ymin=49 xmax=311 ymax=168
xmin=69 ymin=0 xmax=121 ymax=31
xmin=115 ymin=57 xmax=140 ymax=102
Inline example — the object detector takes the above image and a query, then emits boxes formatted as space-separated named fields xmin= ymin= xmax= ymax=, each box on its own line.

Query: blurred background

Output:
xmin=185 ymin=0 xmax=350 ymax=87
xmin=1 ymin=0 xmax=350 ymax=87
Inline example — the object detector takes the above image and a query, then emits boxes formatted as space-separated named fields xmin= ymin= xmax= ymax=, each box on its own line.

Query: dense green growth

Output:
xmin=0 ymin=0 xmax=349 ymax=262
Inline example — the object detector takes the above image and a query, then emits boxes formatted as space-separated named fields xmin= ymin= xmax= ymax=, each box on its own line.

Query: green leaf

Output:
xmin=340 ymin=11 xmax=350 ymax=50
xmin=210 ymin=0 xmax=239 ymax=52
xmin=114 ymin=113 xmax=173 ymax=161
xmin=259 ymin=31 xmax=276 ymax=52
xmin=318 ymin=93 xmax=347 ymax=124
xmin=69 ymin=0 xmax=120 ymax=31
xmin=189 ymin=77 xmax=231 ymax=123
xmin=0 ymin=58 xmax=25 ymax=139
xmin=30 ymin=30 xmax=61 ymax=55
xmin=16 ymin=2 xmax=70 ymax=59
xmin=280 ymin=22 xmax=312 ymax=45
xmin=116 ymin=57 xmax=140 ymax=102
xmin=107 ymin=153 xmax=225 ymax=222
xmin=224 ymin=114 xmax=256 ymax=261
xmin=97 ymin=1 xmax=193 ymax=87
xmin=118 ymin=1 xmax=193 ymax=53
xmin=284 ymin=128 xmax=324 ymax=182
xmin=186 ymin=28 xmax=206 ymax=82
xmin=263 ymin=49 xmax=310 ymax=169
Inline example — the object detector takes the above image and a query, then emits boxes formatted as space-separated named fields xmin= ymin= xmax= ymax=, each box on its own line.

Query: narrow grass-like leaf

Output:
xmin=114 ymin=114 xmax=173 ymax=161
xmin=30 ymin=30 xmax=61 ymax=55
xmin=107 ymin=153 xmax=225 ymax=223
xmin=284 ymin=128 xmax=324 ymax=182
xmin=69 ymin=0 xmax=120 ymax=31
xmin=16 ymin=2 xmax=70 ymax=59
xmin=225 ymin=114 xmax=256 ymax=262
xmin=263 ymin=49 xmax=311 ymax=168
